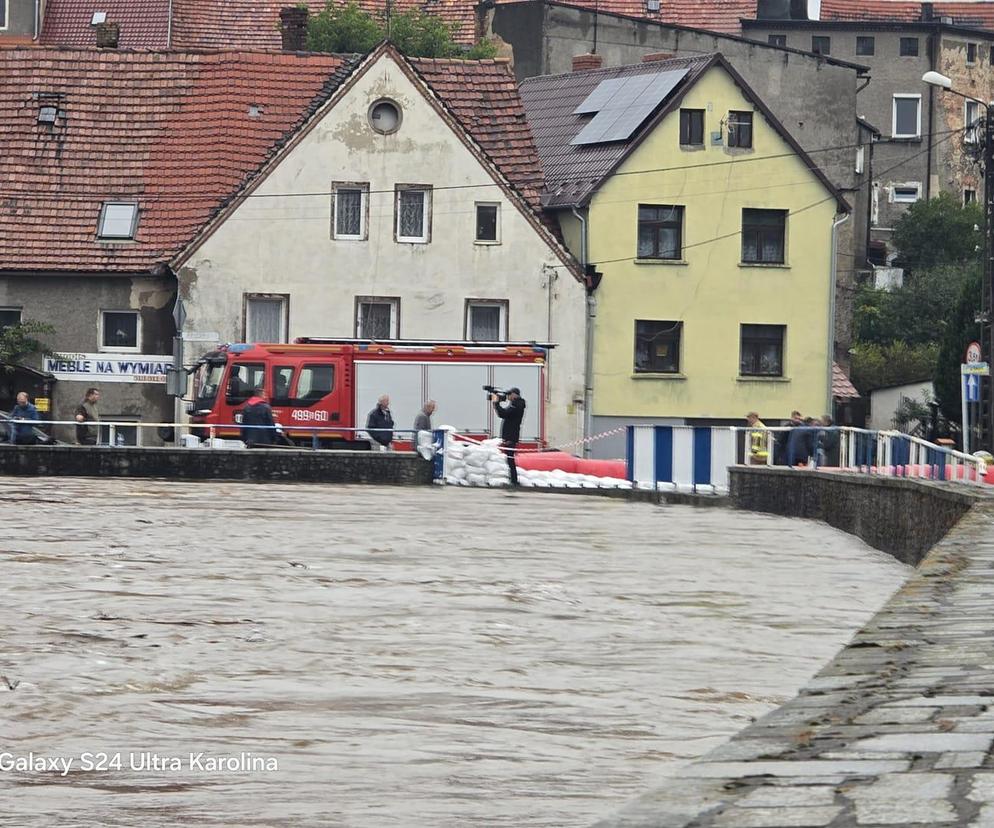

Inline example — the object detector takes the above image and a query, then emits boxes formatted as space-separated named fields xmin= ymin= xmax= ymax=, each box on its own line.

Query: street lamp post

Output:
xmin=923 ymin=71 xmax=994 ymax=450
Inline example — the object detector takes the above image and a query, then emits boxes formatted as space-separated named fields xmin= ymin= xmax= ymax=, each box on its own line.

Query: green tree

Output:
xmin=850 ymin=340 xmax=939 ymax=396
xmin=933 ymin=264 xmax=983 ymax=422
xmin=0 ymin=320 xmax=55 ymax=365
xmin=854 ymin=265 xmax=973 ymax=347
xmin=892 ymin=191 xmax=983 ymax=270
xmin=306 ymin=2 xmax=383 ymax=54
xmin=306 ymin=1 xmax=497 ymax=58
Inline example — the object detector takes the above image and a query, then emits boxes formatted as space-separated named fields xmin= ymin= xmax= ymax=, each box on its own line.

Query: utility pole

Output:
xmin=983 ymin=108 xmax=994 ymax=449
xmin=923 ymin=71 xmax=994 ymax=450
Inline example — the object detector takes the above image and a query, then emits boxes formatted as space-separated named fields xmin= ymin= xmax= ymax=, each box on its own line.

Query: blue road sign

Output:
xmin=966 ymin=373 xmax=981 ymax=403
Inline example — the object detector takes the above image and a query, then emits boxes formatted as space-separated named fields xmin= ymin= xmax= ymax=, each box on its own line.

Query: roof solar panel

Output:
xmin=571 ymin=68 xmax=689 ymax=146
xmin=572 ymin=77 xmax=631 ymax=115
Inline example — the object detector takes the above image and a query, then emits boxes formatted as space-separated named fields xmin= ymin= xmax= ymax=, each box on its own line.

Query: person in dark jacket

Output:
xmin=74 ymin=387 xmax=100 ymax=445
xmin=492 ymin=387 xmax=525 ymax=486
xmin=366 ymin=394 xmax=394 ymax=450
xmin=775 ymin=410 xmax=803 ymax=465
xmin=240 ymin=389 xmax=277 ymax=447
xmin=818 ymin=414 xmax=840 ymax=467
xmin=9 ymin=391 xmax=39 ymax=445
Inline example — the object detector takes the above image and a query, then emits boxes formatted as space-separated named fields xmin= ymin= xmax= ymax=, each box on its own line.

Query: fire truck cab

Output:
xmin=189 ymin=339 xmax=548 ymax=449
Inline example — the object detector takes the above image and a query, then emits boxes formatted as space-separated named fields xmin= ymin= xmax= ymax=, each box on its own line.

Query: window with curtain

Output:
xmin=245 ymin=295 xmax=287 ymax=343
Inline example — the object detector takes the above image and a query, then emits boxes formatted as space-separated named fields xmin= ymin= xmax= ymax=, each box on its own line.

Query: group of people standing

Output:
xmin=365 ymin=389 xmax=526 ymax=484
xmin=7 ymin=388 xmax=100 ymax=445
xmin=746 ymin=410 xmax=839 ymax=468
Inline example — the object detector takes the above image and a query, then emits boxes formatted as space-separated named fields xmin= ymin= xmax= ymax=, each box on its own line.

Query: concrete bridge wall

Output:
xmin=0 ymin=445 xmax=434 ymax=486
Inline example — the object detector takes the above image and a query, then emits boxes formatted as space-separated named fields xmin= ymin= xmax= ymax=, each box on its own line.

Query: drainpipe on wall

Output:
xmin=828 ymin=212 xmax=850 ymax=414
xmin=166 ymin=0 xmax=173 ymax=48
xmin=34 ymin=0 xmax=41 ymax=38
xmin=572 ymin=206 xmax=595 ymax=456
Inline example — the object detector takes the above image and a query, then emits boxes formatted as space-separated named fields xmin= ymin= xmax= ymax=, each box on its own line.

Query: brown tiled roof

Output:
xmin=0 ymin=48 xmax=355 ymax=273
xmin=519 ymin=55 xmax=714 ymax=208
xmin=410 ymin=57 xmax=546 ymax=213
xmin=39 ymin=0 xmax=171 ymax=48
xmin=833 ymin=362 xmax=860 ymax=399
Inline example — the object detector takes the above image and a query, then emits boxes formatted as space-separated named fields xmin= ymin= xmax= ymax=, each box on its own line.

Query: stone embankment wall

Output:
xmin=594 ymin=469 xmax=994 ymax=827
xmin=0 ymin=445 xmax=434 ymax=486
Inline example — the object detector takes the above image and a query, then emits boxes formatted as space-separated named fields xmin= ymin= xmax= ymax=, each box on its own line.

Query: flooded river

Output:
xmin=1 ymin=480 xmax=909 ymax=827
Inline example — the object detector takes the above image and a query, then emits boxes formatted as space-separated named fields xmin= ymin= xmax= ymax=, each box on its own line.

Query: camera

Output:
xmin=483 ymin=384 xmax=508 ymax=401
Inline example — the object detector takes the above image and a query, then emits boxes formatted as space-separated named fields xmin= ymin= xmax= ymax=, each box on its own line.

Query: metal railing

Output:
xmin=730 ymin=426 xmax=987 ymax=486
xmin=2 ymin=418 xmax=422 ymax=451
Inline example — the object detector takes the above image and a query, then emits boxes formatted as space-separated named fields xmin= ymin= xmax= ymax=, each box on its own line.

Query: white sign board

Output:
xmin=43 ymin=352 xmax=174 ymax=384
xmin=962 ymin=362 xmax=990 ymax=376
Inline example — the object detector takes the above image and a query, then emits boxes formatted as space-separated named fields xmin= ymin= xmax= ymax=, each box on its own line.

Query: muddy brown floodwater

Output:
xmin=0 ymin=479 xmax=909 ymax=827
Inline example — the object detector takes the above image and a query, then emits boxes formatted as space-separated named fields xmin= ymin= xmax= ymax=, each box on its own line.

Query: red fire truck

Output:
xmin=188 ymin=338 xmax=548 ymax=448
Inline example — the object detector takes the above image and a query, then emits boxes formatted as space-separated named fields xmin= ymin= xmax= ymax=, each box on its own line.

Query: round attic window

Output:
xmin=368 ymin=99 xmax=402 ymax=135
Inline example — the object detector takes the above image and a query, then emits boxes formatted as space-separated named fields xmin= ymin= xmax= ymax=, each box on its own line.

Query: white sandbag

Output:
xmin=485 ymin=459 xmax=508 ymax=475
xmin=450 ymin=466 xmax=468 ymax=480
xmin=467 ymin=473 xmax=487 ymax=486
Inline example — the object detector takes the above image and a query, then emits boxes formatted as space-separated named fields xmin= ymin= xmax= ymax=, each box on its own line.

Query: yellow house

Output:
xmin=521 ymin=54 xmax=849 ymax=456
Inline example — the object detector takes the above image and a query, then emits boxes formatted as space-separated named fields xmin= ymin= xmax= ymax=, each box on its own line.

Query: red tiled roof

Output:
xmin=0 ymin=47 xmax=555 ymax=273
xmin=0 ymin=48 xmax=354 ymax=273
xmin=37 ymin=0 xmax=478 ymax=48
xmin=39 ymin=0 xmax=171 ymax=49
xmin=411 ymin=57 xmax=547 ymax=212
xmin=833 ymin=362 xmax=860 ymax=399
xmin=821 ymin=0 xmax=994 ymax=28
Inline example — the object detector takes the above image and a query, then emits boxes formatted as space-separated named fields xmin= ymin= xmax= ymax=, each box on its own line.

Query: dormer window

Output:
xmin=91 ymin=11 xmax=107 ymax=25
xmin=98 ymin=202 xmax=139 ymax=240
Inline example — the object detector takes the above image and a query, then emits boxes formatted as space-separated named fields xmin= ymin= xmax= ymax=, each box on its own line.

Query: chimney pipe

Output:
xmin=572 ymin=53 xmax=603 ymax=71
xmin=280 ymin=6 xmax=309 ymax=52
xmin=95 ymin=21 xmax=120 ymax=48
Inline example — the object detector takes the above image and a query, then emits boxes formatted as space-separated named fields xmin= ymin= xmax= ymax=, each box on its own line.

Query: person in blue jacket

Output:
xmin=9 ymin=391 xmax=39 ymax=445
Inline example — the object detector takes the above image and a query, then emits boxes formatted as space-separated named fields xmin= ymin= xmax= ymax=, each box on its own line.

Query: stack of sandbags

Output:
xmin=442 ymin=437 xmax=510 ymax=487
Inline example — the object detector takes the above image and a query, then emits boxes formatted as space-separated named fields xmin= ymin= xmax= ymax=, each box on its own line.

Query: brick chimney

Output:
xmin=641 ymin=52 xmax=674 ymax=62
xmin=95 ymin=22 xmax=120 ymax=48
xmin=572 ymin=53 xmax=603 ymax=71
xmin=279 ymin=6 xmax=309 ymax=52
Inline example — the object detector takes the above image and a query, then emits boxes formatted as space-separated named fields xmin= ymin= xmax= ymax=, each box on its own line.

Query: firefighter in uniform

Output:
xmin=746 ymin=411 xmax=769 ymax=465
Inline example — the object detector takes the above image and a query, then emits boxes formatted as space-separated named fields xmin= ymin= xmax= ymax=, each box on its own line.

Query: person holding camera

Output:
xmin=491 ymin=387 xmax=525 ymax=486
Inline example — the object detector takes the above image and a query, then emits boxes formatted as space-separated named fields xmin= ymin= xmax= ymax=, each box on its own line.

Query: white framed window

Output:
xmin=356 ymin=297 xmax=399 ymax=339
xmin=965 ymin=189 xmax=978 ymax=205
xmin=0 ymin=307 xmax=22 ymax=330
xmin=965 ymin=100 xmax=981 ymax=144
xmin=98 ymin=202 xmax=139 ymax=240
xmin=465 ymin=300 xmax=508 ymax=341
xmin=892 ymin=184 xmax=922 ymax=203
xmin=395 ymin=185 xmax=431 ymax=243
xmin=892 ymin=95 xmax=922 ymax=138
xmin=332 ymin=182 xmax=369 ymax=240
xmin=244 ymin=294 xmax=288 ymax=343
xmin=99 ymin=310 xmax=140 ymax=352
xmin=475 ymin=203 xmax=501 ymax=244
